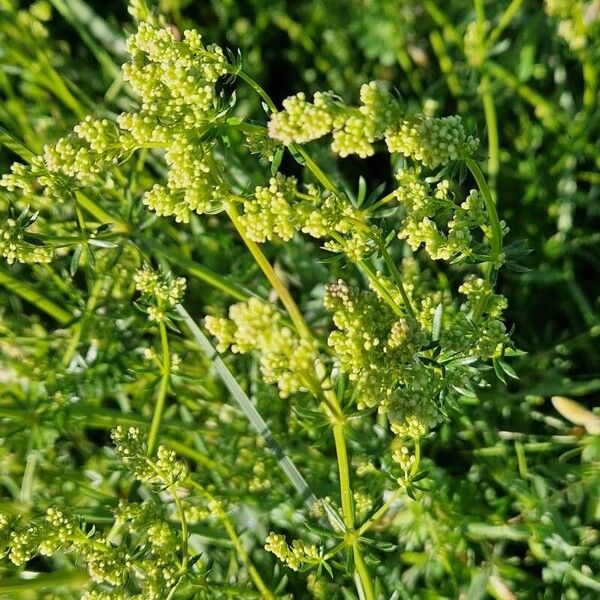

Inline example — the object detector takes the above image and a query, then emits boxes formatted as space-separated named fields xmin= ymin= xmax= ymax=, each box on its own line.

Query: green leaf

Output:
xmin=466 ymin=568 xmax=491 ymax=600
xmin=271 ymin=148 xmax=284 ymax=175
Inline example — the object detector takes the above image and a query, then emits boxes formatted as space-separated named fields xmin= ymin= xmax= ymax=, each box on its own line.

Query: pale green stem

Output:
xmin=188 ymin=479 xmax=275 ymax=599
xmin=378 ymin=244 xmax=416 ymax=319
xmin=225 ymin=203 xmax=311 ymax=339
xmin=481 ymin=74 xmax=499 ymax=195
xmin=362 ymin=190 xmax=397 ymax=215
xmin=172 ymin=488 xmax=189 ymax=571
xmin=147 ymin=319 xmax=171 ymax=456
xmin=356 ymin=258 xmax=403 ymax=318
xmin=472 ymin=0 xmax=499 ymax=196
xmin=75 ymin=191 xmax=131 ymax=234
xmin=0 ymin=570 xmax=89 ymax=593
xmin=582 ymin=58 xmax=597 ymax=110
xmin=225 ymin=201 xmax=374 ymax=593
xmin=357 ymin=440 xmax=421 ymax=538
xmin=63 ymin=275 xmax=105 ymax=366
xmin=353 ymin=543 xmax=376 ymax=600
xmin=465 ymin=159 xmax=503 ymax=321
xmin=489 ymin=0 xmax=525 ymax=46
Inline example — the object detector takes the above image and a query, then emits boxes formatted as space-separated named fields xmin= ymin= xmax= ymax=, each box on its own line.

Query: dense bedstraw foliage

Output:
xmin=0 ymin=0 xmax=598 ymax=598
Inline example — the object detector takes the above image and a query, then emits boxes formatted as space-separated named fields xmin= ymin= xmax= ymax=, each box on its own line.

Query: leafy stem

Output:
xmin=147 ymin=319 xmax=171 ymax=456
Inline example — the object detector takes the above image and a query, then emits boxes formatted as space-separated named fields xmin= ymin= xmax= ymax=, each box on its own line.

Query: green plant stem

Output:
xmin=356 ymin=258 xmax=403 ymax=317
xmin=465 ymin=159 xmax=502 ymax=260
xmin=353 ymin=543 xmax=376 ymax=600
xmin=480 ymin=74 xmax=499 ymax=195
xmin=582 ymin=58 xmax=597 ymax=110
xmin=0 ymin=268 xmax=72 ymax=325
xmin=471 ymin=1 xmax=499 ymax=197
xmin=226 ymin=203 xmax=311 ymax=339
xmin=295 ymin=146 xmax=338 ymax=194
xmin=357 ymin=441 xmax=421 ymax=538
xmin=489 ymin=0 xmax=525 ymax=45
xmin=378 ymin=244 xmax=416 ymax=319
xmin=176 ymin=304 xmax=325 ymax=514
xmin=226 ymin=212 xmax=375 ymax=594
xmin=362 ymin=190 xmax=397 ymax=215
xmin=143 ymin=236 xmax=249 ymax=302
xmin=188 ymin=479 xmax=275 ymax=599
xmin=0 ymin=404 xmax=226 ymax=472
xmin=429 ymin=30 xmax=462 ymax=97
xmin=147 ymin=319 xmax=171 ymax=456
xmin=75 ymin=191 xmax=131 ymax=234
xmin=172 ymin=486 xmax=189 ymax=571
xmin=422 ymin=1 xmax=462 ymax=45
xmin=221 ymin=514 xmax=275 ymax=599
xmin=63 ymin=275 xmax=105 ymax=366
xmin=484 ymin=61 xmax=562 ymax=131
xmin=0 ymin=570 xmax=89 ymax=593
xmin=236 ymin=70 xmax=277 ymax=113
xmin=332 ymin=423 xmax=354 ymax=530
xmin=465 ymin=159 xmax=503 ymax=321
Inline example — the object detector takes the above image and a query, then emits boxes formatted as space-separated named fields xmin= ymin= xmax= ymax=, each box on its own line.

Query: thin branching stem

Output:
xmin=147 ymin=319 xmax=171 ymax=456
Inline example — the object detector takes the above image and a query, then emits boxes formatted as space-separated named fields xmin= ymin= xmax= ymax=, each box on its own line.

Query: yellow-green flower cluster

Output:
xmin=43 ymin=118 xmax=123 ymax=185
xmin=205 ymin=297 xmax=318 ymax=397
xmin=134 ymin=266 xmax=186 ymax=322
xmin=269 ymin=82 xmax=478 ymax=165
xmin=267 ymin=91 xmax=336 ymax=145
xmin=394 ymin=168 xmax=488 ymax=261
xmin=0 ymin=218 xmax=52 ymax=265
xmin=324 ymin=279 xmax=427 ymax=412
xmin=111 ymin=426 xmax=189 ymax=486
xmin=240 ymin=174 xmax=302 ymax=242
xmin=323 ymin=268 xmax=510 ymax=439
xmin=545 ymin=0 xmax=597 ymax=52
xmin=385 ymin=115 xmax=478 ymax=168
xmin=330 ymin=82 xmax=396 ymax=158
xmin=121 ymin=21 xmax=228 ymax=140
xmin=1 ymin=492 xmax=187 ymax=600
xmin=142 ymin=137 xmax=220 ymax=223
xmin=264 ymin=532 xmax=321 ymax=571
xmin=239 ymin=176 xmax=375 ymax=260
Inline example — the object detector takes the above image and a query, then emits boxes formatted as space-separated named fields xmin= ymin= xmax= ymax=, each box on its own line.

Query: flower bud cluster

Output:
xmin=240 ymin=174 xmax=302 ymax=242
xmin=267 ymin=91 xmax=337 ymax=145
xmin=385 ymin=115 xmax=478 ymax=168
xmin=0 ymin=217 xmax=52 ymax=265
xmin=111 ymin=426 xmax=188 ymax=486
xmin=545 ymin=0 xmax=594 ymax=52
xmin=239 ymin=176 xmax=375 ymax=261
xmin=134 ymin=266 xmax=186 ymax=322
xmin=1 ymin=12 xmax=232 ymax=222
xmin=122 ymin=21 xmax=228 ymax=137
xmin=1 ymin=491 xmax=190 ymax=599
xmin=330 ymin=82 xmax=396 ymax=158
xmin=324 ymin=279 xmax=427 ymax=413
xmin=394 ymin=168 xmax=488 ymax=261
xmin=264 ymin=532 xmax=320 ymax=571
xmin=205 ymin=297 xmax=318 ymax=397
xmin=269 ymin=82 xmax=478 ymax=165
xmin=392 ymin=443 xmax=416 ymax=475
xmin=324 ymin=268 xmax=510 ymax=439
xmin=142 ymin=138 xmax=220 ymax=223
xmin=43 ymin=118 xmax=123 ymax=185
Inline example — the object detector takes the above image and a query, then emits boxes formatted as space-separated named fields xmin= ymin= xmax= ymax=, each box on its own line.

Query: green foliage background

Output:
xmin=0 ymin=0 xmax=599 ymax=598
